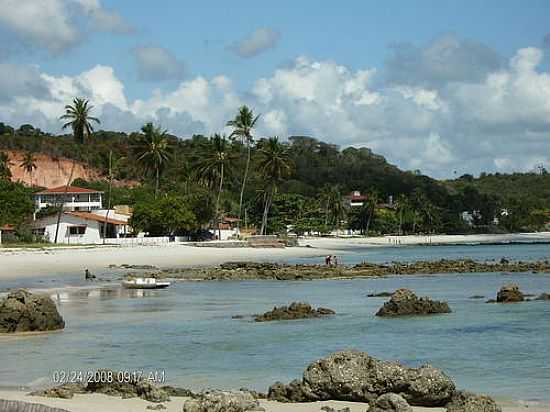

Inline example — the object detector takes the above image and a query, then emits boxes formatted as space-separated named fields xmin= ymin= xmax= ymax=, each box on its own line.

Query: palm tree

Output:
xmin=131 ymin=123 xmax=172 ymax=198
xmin=0 ymin=151 xmax=12 ymax=180
xmin=54 ymin=98 xmax=100 ymax=243
xmin=197 ymin=134 xmax=234 ymax=239
xmin=257 ymin=137 xmax=292 ymax=235
xmin=365 ymin=190 xmax=380 ymax=235
xmin=396 ymin=194 xmax=410 ymax=235
xmin=20 ymin=151 xmax=37 ymax=187
xmin=319 ymin=185 xmax=334 ymax=227
xmin=327 ymin=186 xmax=346 ymax=234
xmin=226 ymin=106 xmax=260 ymax=226
xmin=60 ymin=98 xmax=100 ymax=144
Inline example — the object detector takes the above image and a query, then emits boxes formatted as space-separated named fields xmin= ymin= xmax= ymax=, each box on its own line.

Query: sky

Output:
xmin=1 ymin=0 xmax=550 ymax=178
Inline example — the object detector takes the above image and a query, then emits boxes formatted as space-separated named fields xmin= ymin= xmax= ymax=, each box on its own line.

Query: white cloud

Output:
xmin=76 ymin=0 xmax=134 ymax=33
xmin=133 ymin=46 xmax=185 ymax=81
xmin=229 ymin=28 xmax=280 ymax=58
xmin=0 ymin=0 xmax=80 ymax=53
xmin=0 ymin=0 xmax=132 ymax=54
xmin=2 ymin=43 xmax=550 ymax=178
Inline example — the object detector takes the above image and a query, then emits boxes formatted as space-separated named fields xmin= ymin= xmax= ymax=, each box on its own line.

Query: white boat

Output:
xmin=121 ymin=277 xmax=171 ymax=289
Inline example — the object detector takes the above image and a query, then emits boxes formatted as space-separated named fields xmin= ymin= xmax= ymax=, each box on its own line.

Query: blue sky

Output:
xmin=1 ymin=0 xmax=550 ymax=177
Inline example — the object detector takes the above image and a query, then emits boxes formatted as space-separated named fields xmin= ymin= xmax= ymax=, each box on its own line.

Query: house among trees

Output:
xmin=344 ymin=191 xmax=369 ymax=208
xmin=211 ymin=216 xmax=241 ymax=240
xmin=32 ymin=210 xmax=130 ymax=244
xmin=34 ymin=186 xmax=103 ymax=214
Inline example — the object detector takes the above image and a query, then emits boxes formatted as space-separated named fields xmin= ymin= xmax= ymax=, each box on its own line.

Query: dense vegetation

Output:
xmin=1 ymin=109 xmax=549 ymax=241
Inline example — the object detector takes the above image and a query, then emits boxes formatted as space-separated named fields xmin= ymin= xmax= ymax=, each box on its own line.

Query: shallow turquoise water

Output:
xmin=2 ymin=244 xmax=550 ymax=401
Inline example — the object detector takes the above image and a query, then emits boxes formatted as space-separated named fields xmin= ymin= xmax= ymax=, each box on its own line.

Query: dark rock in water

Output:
xmin=182 ymin=390 xmax=263 ymax=412
xmin=375 ymin=289 xmax=451 ymax=317
xmin=486 ymin=299 xmax=497 ymax=303
xmin=468 ymin=295 xmax=485 ymax=299
xmin=267 ymin=350 xmax=455 ymax=406
xmin=367 ymin=291 xmax=393 ymax=297
xmin=232 ymin=315 xmax=245 ymax=319
xmin=30 ymin=383 xmax=86 ymax=399
xmin=496 ymin=284 xmax=524 ymax=303
xmin=0 ymin=289 xmax=65 ymax=333
xmin=446 ymin=390 xmax=502 ymax=412
xmin=535 ymin=292 xmax=550 ymax=300
xmin=370 ymin=393 xmax=413 ymax=412
xmin=0 ymin=399 xmax=71 ymax=412
xmin=160 ymin=386 xmax=195 ymax=397
xmin=254 ymin=302 xmax=335 ymax=322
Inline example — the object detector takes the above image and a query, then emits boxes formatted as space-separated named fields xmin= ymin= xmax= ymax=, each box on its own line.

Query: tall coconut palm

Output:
xmin=365 ymin=190 xmax=380 ymax=235
xmin=0 ymin=151 xmax=12 ymax=180
xmin=54 ymin=98 xmax=100 ymax=243
xmin=257 ymin=137 xmax=292 ymax=235
xmin=196 ymin=134 xmax=234 ymax=239
xmin=328 ymin=187 xmax=346 ymax=235
xmin=131 ymin=123 xmax=172 ymax=198
xmin=226 ymin=106 xmax=260 ymax=226
xmin=20 ymin=151 xmax=37 ymax=187
xmin=396 ymin=194 xmax=410 ymax=235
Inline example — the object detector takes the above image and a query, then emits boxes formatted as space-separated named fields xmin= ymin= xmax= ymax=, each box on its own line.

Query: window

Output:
xmin=69 ymin=226 xmax=86 ymax=235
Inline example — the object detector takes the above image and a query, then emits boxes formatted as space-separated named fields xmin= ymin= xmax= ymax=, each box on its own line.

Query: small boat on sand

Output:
xmin=122 ymin=278 xmax=171 ymax=289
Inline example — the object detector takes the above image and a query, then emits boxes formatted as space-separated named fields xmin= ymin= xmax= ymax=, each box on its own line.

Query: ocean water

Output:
xmin=1 ymin=244 xmax=550 ymax=401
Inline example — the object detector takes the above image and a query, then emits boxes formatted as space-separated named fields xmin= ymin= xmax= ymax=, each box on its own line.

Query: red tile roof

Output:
xmin=223 ymin=216 xmax=241 ymax=222
xmin=35 ymin=186 xmax=103 ymax=195
xmin=0 ymin=224 xmax=15 ymax=231
xmin=65 ymin=212 xmax=127 ymax=225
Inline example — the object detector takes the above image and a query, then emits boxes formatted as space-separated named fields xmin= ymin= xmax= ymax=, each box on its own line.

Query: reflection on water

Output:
xmin=2 ymin=243 xmax=550 ymax=401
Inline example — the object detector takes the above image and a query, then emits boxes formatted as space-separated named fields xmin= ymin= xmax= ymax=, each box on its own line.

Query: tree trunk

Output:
xmin=103 ymin=151 xmax=113 ymax=244
xmin=260 ymin=186 xmax=274 ymax=235
xmin=216 ymin=163 xmax=224 ymax=240
xmin=399 ymin=207 xmax=403 ymax=235
xmin=155 ymin=166 xmax=159 ymax=198
xmin=53 ymin=160 xmax=76 ymax=244
xmin=238 ymin=144 xmax=251 ymax=228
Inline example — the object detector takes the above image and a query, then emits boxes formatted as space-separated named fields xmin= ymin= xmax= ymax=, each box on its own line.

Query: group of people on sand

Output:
xmin=325 ymin=255 xmax=339 ymax=266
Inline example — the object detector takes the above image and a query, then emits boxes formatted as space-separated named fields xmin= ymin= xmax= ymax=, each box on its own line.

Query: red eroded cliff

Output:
xmin=7 ymin=151 xmax=104 ymax=188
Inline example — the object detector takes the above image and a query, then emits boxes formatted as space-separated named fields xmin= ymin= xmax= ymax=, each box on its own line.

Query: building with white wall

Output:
xmin=32 ymin=211 xmax=129 ymax=244
xmin=34 ymin=186 xmax=103 ymax=213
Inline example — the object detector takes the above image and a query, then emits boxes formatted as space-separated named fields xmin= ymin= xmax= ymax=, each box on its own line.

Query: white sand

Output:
xmin=300 ymin=232 xmax=550 ymax=250
xmin=0 ymin=243 xmax=331 ymax=280
xmin=0 ymin=391 xmax=548 ymax=412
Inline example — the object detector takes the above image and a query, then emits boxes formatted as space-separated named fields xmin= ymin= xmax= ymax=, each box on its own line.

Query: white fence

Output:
xmin=103 ymin=236 xmax=190 ymax=245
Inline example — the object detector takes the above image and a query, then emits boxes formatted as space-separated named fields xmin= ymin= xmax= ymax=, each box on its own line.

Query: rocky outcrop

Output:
xmin=0 ymin=399 xmax=70 ymax=412
xmin=0 ymin=290 xmax=65 ymax=333
xmin=182 ymin=390 xmax=264 ymax=412
xmin=375 ymin=289 xmax=451 ymax=317
xmin=31 ymin=370 xmax=169 ymax=403
xmin=370 ymin=393 xmax=413 ymax=412
xmin=254 ymin=302 xmax=335 ymax=322
xmin=267 ymin=351 xmax=455 ymax=407
xmin=367 ymin=292 xmax=393 ymax=297
xmin=446 ymin=390 xmax=502 ymax=412
xmin=496 ymin=284 xmax=524 ymax=303
xmin=535 ymin=292 xmax=550 ymax=300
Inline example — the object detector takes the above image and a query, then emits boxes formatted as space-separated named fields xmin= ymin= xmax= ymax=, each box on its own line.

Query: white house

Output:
xmin=209 ymin=216 xmax=241 ymax=241
xmin=32 ymin=211 xmax=129 ymax=244
xmin=344 ymin=191 xmax=369 ymax=208
xmin=34 ymin=186 xmax=103 ymax=213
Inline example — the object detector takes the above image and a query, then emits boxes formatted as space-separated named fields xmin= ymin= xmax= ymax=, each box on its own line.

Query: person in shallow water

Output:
xmin=84 ymin=269 xmax=95 ymax=280
xmin=325 ymin=255 xmax=332 ymax=266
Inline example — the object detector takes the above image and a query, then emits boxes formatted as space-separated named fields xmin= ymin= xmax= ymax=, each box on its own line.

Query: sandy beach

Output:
xmin=2 ymin=232 xmax=550 ymax=280
xmin=0 ymin=391 xmax=549 ymax=412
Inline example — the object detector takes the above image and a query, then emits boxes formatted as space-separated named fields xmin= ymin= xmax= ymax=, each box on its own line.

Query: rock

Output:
xmin=535 ymin=292 xmax=550 ymax=300
xmin=446 ymin=390 xmax=502 ymax=412
xmin=146 ymin=404 xmax=167 ymax=410
xmin=267 ymin=350 xmax=455 ymax=406
xmin=182 ymin=390 xmax=264 ymax=412
xmin=85 ymin=370 xmax=169 ymax=402
xmin=0 ymin=399 xmax=71 ymax=412
xmin=496 ymin=284 xmax=524 ymax=303
xmin=468 ymin=295 xmax=485 ymax=299
xmin=370 ymin=393 xmax=413 ymax=412
xmin=375 ymin=289 xmax=451 ymax=317
xmin=367 ymin=292 xmax=393 ymax=297
xmin=0 ymin=289 xmax=65 ymax=333
xmin=30 ymin=383 xmax=86 ymax=399
xmin=320 ymin=407 xmax=351 ymax=412
xmin=160 ymin=385 xmax=195 ymax=397
xmin=254 ymin=302 xmax=335 ymax=322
